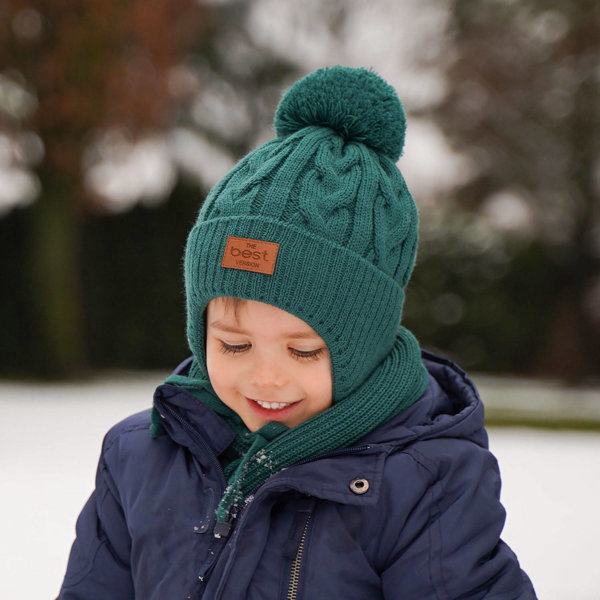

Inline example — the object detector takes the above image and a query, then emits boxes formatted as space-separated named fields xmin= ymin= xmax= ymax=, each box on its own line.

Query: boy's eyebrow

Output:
xmin=283 ymin=330 xmax=322 ymax=339
xmin=209 ymin=320 xmax=321 ymax=339
xmin=208 ymin=321 xmax=247 ymax=334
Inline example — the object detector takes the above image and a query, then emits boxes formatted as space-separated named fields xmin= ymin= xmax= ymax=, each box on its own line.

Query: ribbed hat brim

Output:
xmin=185 ymin=215 xmax=404 ymax=399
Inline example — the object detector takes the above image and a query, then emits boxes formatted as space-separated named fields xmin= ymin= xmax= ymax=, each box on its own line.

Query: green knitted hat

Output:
xmin=184 ymin=66 xmax=420 ymax=401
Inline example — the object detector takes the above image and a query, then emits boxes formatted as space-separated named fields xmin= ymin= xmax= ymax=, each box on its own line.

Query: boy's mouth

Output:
xmin=255 ymin=399 xmax=290 ymax=410
xmin=246 ymin=396 xmax=301 ymax=417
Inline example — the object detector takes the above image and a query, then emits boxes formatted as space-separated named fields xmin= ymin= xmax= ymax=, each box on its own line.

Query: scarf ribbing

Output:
xmin=154 ymin=326 xmax=429 ymax=530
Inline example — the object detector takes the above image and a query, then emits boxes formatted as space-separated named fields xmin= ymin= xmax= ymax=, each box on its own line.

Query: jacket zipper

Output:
xmin=282 ymin=446 xmax=371 ymax=599
xmin=286 ymin=513 xmax=312 ymax=600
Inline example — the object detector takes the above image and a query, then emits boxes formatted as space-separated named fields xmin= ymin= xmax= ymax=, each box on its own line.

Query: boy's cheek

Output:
xmin=206 ymin=354 xmax=228 ymax=390
xmin=206 ymin=355 xmax=227 ymax=399
xmin=205 ymin=338 xmax=224 ymax=375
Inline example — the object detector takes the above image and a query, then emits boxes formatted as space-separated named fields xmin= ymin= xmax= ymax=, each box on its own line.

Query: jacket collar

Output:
xmin=154 ymin=383 xmax=236 ymax=458
xmin=261 ymin=445 xmax=389 ymax=506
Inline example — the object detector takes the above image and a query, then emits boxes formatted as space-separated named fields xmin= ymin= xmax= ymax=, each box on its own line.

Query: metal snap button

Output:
xmin=349 ymin=478 xmax=370 ymax=495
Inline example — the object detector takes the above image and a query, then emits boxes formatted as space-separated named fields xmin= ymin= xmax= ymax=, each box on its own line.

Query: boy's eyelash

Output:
xmin=220 ymin=342 xmax=250 ymax=355
xmin=290 ymin=347 xmax=324 ymax=361
xmin=219 ymin=342 xmax=324 ymax=361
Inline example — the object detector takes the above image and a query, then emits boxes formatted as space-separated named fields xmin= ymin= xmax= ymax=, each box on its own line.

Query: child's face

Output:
xmin=206 ymin=298 xmax=333 ymax=431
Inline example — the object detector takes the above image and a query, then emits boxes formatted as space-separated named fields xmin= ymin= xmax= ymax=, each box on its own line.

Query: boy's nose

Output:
xmin=249 ymin=360 xmax=287 ymax=389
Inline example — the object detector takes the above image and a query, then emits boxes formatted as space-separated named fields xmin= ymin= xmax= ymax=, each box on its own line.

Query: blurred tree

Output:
xmin=0 ymin=0 xmax=203 ymax=376
xmin=429 ymin=0 xmax=600 ymax=380
xmin=0 ymin=0 xmax=300 ymax=378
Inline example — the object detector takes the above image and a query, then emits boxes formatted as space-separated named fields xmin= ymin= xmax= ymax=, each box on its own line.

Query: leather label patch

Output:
xmin=221 ymin=236 xmax=279 ymax=275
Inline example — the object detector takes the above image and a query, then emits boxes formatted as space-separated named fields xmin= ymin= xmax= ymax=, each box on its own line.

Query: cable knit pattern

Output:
xmin=199 ymin=127 xmax=415 ymax=278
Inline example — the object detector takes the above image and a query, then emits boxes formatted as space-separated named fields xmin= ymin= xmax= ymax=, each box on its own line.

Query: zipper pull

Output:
xmin=213 ymin=506 xmax=239 ymax=538
xmin=213 ymin=519 xmax=232 ymax=538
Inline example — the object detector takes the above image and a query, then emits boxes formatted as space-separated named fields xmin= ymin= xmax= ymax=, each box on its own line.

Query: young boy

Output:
xmin=57 ymin=66 xmax=537 ymax=599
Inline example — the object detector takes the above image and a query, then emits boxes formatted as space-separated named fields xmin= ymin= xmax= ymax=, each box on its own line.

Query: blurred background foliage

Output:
xmin=0 ymin=0 xmax=598 ymax=381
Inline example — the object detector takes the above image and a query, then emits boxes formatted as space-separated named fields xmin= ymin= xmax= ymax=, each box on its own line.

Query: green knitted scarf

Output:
xmin=153 ymin=326 xmax=428 ymax=531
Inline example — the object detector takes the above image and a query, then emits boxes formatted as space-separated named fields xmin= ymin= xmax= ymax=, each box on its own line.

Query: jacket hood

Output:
xmin=364 ymin=350 xmax=488 ymax=450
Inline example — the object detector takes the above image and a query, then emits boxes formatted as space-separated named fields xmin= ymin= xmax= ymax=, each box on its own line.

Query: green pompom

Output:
xmin=274 ymin=66 xmax=406 ymax=161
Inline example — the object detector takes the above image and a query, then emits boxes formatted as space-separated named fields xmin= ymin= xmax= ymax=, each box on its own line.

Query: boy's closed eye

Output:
xmin=218 ymin=340 xmax=326 ymax=361
xmin=219 ymin=341 xmax=251 ymax=355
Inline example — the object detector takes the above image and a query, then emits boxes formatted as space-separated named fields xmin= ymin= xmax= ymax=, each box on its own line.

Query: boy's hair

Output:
xmin=212 ymin=296 xmax=245 ymax=320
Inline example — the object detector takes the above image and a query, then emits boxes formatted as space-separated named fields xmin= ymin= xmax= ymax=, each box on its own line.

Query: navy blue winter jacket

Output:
xmin=57 ymin=352 xmax=537 ymax=599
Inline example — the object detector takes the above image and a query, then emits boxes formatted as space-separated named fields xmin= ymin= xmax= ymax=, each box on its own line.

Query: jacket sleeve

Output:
xmin=380 ymin=440 xmax=537 ymax=599
xmin=56 ymin=440 xmax=134 ymax=600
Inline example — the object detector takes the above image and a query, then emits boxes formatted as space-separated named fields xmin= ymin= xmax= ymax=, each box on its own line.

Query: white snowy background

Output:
xmin=2 ymin=374 xmax=599 ymax=600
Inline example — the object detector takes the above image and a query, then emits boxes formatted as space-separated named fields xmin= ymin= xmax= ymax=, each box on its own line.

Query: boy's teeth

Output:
xmin=255 ymin=399 xmax=292 ymax=410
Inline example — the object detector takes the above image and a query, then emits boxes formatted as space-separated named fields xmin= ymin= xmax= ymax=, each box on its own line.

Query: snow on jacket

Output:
xmin=56 ymin=351 xmax=537 ymax=599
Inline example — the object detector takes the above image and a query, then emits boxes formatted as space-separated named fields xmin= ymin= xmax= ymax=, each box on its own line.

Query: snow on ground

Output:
xmin=1 ymin=375 xmax=599 ymax=600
